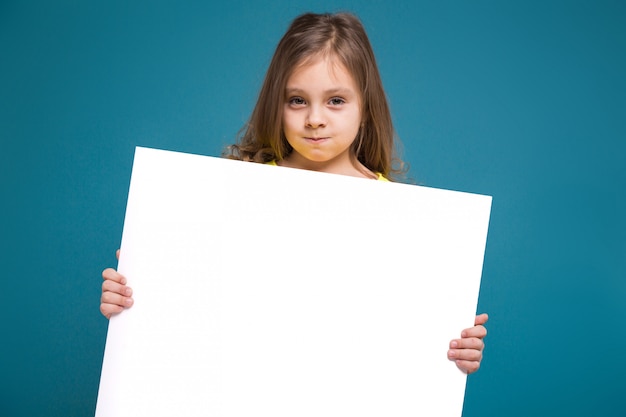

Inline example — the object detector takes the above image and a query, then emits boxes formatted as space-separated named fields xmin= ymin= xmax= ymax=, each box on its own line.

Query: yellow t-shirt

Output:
xmin=266 ymin=160 xmax=389 ymax=181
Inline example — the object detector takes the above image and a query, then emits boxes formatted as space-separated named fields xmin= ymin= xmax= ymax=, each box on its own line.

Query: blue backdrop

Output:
xmin=1 ymin=1 xmax=625 ymax=416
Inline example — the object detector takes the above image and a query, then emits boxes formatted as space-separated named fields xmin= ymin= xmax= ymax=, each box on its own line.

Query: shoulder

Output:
xmin=376 ymin=172 xmax=390 ymax=182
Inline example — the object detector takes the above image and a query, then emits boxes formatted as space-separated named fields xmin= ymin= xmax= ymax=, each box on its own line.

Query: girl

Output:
xmin=101 ymin=12 xmax=488 ymax=374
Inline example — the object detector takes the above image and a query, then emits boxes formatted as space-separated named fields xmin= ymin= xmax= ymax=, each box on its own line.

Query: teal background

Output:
xmin=1 ymin=0 xmax=624 ymax=416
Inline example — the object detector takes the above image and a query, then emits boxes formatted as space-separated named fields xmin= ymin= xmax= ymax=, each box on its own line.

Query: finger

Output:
xmin=102 ymin=279 xmax=132 ymax=297
xmin=100 ymin=302 xmax=125 ymax=320
xmin=448 ymin=344 xmax=483 ymax=362
xmin=461 ymin=324 xmax=487 ymax=339
xmin=101 ymin=290 xmax=134 ymax=310
xmin=474 ymin=313 xmax=489 ymax=326
xmin=116 ymin=249 xmax=120 ymax=260
xmin=450 ymin=337 xmax=484 ymax=351
xmin=454 ymin=359 xmax=481 ymax=375
xmin=101 ymin=290 xmax=134 ymax=307
xmin=102 ymin=267 xmax=127 ymax=285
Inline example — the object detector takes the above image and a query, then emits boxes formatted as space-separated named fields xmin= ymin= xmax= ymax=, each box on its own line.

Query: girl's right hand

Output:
xmin=100 ymin=250 xmax=134 ymax=319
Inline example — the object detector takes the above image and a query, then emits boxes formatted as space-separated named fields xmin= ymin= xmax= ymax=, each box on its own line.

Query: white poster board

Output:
xmin=96 ymin=147 xmax=492 ymax=417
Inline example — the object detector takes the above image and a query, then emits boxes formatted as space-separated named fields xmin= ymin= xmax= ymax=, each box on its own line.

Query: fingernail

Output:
xmin=448 ymin=350 xmax=456 ymax=358
xmin=121 ymin=277 xmax=127 ymax=285
xmin=450 ymin=341 xmax=458 ymax=348
xmin=125 ymin=288 xmax=132 ymax=296
xmin=125 ymin=298 xmax=134 ymax=306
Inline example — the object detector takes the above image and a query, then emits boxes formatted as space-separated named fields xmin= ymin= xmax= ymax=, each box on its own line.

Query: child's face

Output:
xmin=281 ymin=56 xmax=363 ymax=174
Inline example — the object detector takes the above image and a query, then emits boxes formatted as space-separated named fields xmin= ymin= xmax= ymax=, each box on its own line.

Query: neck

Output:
xmin=277 ymin=153 xmax=376 ymax=179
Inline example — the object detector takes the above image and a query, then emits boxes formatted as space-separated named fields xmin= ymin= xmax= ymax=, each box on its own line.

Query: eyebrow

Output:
xmin=285 ymin=87 xmax=356 ymax=96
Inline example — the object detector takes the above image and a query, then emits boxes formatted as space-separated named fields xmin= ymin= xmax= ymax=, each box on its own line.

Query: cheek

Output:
xmin=282 ymin=108 xmax=295 ymax=128
xmin=281 ymin=114 xmax=296 ymax=144
xmin=282 ymin=108 xmax=305 ymax=139
xmin=348 ymin=111 xmax=363 ymax=137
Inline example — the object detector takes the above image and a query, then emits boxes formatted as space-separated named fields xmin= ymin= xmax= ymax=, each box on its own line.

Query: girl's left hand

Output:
xmin=448 ymin=313 xmax=488 ymax=374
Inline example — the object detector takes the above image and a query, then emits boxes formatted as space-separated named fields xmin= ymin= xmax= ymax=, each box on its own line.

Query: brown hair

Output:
xmin=223 ymin=12 xmax=406 ymax=180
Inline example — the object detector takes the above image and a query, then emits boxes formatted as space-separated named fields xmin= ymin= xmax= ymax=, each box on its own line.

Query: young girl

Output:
xmin=100 ymin=12 xmax=488 ymax=374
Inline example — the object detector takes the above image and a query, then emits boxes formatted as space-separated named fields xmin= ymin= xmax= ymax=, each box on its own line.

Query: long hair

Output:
xmin=223 ymin=12 xmax=406 ymax=180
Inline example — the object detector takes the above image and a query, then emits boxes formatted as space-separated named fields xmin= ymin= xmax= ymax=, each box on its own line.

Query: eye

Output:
xmin=328 ymin=97 xmax=345 ymax=106
xmin=288 ymin=97 xmax=306 ymax=106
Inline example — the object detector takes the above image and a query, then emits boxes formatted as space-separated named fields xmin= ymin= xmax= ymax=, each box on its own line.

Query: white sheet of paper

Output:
xmin=96 ymin=147 xmax=492 ymax=417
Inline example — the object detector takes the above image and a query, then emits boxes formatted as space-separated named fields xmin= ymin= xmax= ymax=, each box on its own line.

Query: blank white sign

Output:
xmin=96 ymin=146 xmax=492 ymax=417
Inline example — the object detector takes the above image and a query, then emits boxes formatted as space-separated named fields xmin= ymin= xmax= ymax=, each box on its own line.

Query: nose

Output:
xmin=305 ymin=105 xmax=326 ymax=129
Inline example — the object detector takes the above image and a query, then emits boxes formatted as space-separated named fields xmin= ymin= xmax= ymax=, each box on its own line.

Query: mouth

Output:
xmin=304 ymin=137 xmax=329 ymax=142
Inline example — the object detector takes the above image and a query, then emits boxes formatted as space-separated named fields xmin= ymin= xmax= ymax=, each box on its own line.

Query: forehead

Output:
xmin=287 ymin=54 xmax=358 ymax=90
